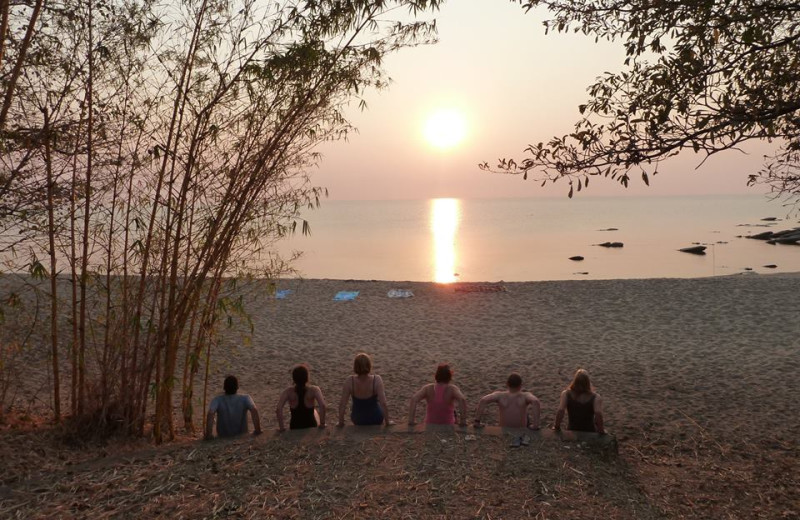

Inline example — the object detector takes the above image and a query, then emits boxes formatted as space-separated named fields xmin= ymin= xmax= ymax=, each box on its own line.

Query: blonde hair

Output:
xmin=353 ymin=353 xmax=372 ymax=375
xmin=568 ymin=369 xmax=592 ymax=395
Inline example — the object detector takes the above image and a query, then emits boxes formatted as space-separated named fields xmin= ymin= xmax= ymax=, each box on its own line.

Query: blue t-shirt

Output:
xmin=209 ymin=394 xmax=255 ymax=437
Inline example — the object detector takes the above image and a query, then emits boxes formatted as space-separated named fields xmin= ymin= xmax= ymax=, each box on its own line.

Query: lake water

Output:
xmin=275 ymin=195 xmax=800 ymax=282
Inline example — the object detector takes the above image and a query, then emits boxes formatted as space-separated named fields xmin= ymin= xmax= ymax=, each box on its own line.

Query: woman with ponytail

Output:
xmin=276 ymin=364 xmax=327 ymax=431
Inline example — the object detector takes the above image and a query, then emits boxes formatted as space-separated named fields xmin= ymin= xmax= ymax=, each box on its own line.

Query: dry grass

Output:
xmin=0 ymin=426 xmax=660 ymax=520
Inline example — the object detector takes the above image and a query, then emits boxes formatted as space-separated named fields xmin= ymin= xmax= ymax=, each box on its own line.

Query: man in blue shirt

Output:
xmin=205 ymin=375 xmax=262 ymax=439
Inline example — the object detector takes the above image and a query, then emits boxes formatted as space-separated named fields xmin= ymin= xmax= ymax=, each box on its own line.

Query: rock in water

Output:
xmin=679 ymin=246 xmax=707 ymax=255
xmin=597 ymin=242 xmax=624 ymax=248
xmin=763 ymin=264 xmax=777 ymax=269
xmin=761 ymin=217 xmax=778 ymax=221
xmin=569 ymin=256 xmax=584 ymax=261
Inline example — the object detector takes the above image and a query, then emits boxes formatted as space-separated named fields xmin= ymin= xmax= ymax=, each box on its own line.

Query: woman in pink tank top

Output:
xmin=408 ymin=364 xmax=468 ymax=426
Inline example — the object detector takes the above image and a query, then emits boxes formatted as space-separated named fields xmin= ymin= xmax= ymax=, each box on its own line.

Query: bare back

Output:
xmin=479 ymin=390 xmax=540 ymax=428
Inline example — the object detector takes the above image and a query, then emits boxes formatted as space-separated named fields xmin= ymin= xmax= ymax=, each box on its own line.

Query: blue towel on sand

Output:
xmin=275 ymin=289 xmax=293 ymax=300
xmin=334 ymin=291 xmax=360 ymax=301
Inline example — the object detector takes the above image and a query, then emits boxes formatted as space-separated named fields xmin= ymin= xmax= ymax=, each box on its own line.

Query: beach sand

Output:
xmin=1 ymin=273 xmax=798 ymax=518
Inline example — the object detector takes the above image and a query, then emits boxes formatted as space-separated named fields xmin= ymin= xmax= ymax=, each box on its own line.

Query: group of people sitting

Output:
xmin=205 ymin=353 xmax=604 ymax=440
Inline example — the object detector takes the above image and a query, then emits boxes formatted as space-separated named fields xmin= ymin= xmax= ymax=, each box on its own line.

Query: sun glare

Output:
xmin=431 ymin=198 xmax=460 ymax=283
xmin=423 ymin=109 xmax=467 ymax=150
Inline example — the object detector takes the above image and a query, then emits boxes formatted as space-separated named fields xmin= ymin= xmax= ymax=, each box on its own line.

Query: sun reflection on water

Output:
xmin=431 ymin=198 xmax=460 ymax=283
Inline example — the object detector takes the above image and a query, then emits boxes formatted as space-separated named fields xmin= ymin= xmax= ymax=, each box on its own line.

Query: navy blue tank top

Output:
xmin=351 ymin=376 xmax=384 ymax=425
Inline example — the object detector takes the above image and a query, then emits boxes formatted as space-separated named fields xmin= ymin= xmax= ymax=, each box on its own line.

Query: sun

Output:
xmin=423 ymin=109 xmax=467 ymax=150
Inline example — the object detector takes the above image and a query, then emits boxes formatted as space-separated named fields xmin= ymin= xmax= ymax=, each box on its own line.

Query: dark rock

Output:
xmin=763 ymin=264 xmax=777 ymax=268
xmin=761 ymin=217 xmax=778 ymax=221
xmin=573 ymin=272 xmax=589 ymax=275
xmin=679 ymin=246 xmax=707 ymax=255
xmin=597 ymin=241 xmax=624 ymax=248
xmin=598 ymin=228 xmax=619 ymax=231
xmin=769 ymin=229 xmax=800 ymax=239
xmin=747 ymin=231 xmax=775 ymax=240
xmin=744 ymin=267 xmax=753 ymax=271
xmin=569 ymin=256 xmax=584 ymax=261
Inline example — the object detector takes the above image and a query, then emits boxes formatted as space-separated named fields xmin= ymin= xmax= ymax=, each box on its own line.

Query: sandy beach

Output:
xmin=1 ymin=273 xmax=798 ymax=518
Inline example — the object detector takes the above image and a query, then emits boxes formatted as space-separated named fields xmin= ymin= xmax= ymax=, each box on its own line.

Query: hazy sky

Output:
xmin=314 ymin=0 xmax=776 ymax=201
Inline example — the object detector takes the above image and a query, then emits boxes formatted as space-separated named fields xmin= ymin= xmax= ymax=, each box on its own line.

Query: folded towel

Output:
xmin=275 ymin=289 xmax=293 ymax=300
xmin=333 ymin=291 xmax=360 ymax=301
xmin=387 ymin=289 xmax=414 ymax=298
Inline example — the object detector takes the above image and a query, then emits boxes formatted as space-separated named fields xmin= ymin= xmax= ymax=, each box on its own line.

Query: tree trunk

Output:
xmin=43 ymin=109 xmax=61 ymax=422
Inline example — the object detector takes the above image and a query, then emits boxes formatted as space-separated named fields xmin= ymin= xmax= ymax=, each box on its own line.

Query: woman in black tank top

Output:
xmin=275 ymin=364 xmax=327 ymax=431
xmin=553 ymin=369 xmax=605 ymax=434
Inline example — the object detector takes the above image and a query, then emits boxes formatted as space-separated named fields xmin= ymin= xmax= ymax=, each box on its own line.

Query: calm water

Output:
xmin=275 ymin=195 xmax=800 ymax=282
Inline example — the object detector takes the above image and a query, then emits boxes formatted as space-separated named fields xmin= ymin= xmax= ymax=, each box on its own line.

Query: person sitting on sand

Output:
xmin=473 ymin=372 xmax=541 ymax=429
xmin=337 ymin=353 xmax=392 ymax=426
xmin=553 ymin=368 xmax=605 ymax=434
xmin=276 ymin=364 xmax=327 ymax=431
xmin=205 ymin=375 xmax=262 ymax=439
xmin=408 ymin=363 xmax=468 ymax=427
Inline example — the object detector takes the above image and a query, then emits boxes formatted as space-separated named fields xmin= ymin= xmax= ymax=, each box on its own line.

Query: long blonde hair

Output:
xmin=568 ymin=368 xmax=593 ymax=395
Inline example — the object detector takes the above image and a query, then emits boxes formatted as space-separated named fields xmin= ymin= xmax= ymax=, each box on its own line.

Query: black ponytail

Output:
xmin=292 ymin=364 xmax=309 ymax=403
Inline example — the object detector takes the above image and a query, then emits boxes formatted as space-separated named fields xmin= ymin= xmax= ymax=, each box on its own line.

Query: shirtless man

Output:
xmin=473 ymin=373 xmax=541 ymax=430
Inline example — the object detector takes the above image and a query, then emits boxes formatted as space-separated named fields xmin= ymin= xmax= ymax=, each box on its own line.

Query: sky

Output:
xmin=313 ymin=0 xmax=777 ymax=201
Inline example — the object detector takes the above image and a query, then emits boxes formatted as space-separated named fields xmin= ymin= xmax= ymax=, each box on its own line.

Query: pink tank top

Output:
xmin=425 ymin=384 xmax=455 ymax=425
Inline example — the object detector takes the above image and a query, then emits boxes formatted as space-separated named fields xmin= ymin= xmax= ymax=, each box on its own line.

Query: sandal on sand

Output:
xmin=510 ymin=436 xmax=522 ymax=448
xmin=521 ymin=435 xmax=531 ymax=446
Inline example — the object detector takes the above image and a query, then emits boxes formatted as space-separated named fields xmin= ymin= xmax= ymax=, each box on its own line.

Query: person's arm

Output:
xmin=407 ymin=385 xmax=428 ymax=425
xmin=205 ymin=410 xmax=215 ymax=440
xmin=593 ymin=394 xmax=605 ymax=434
xmin=315 ymin=387 xmax=327 ymax=428
xmin=251 ymin=407 xmax=262 ymax=434
xmin=205 ymin=398 xmax=218 ymax=440
xmin=473 ymin=392 xmax=500 ymax=427
xmin=375 ymin=375 xmax=393 ymax=426
xmin=275 ymin=388 xmax=289 ymax=432
xmin=553 ymin=390 xmax=568 ymax=430
xmin=527 ymin=393 xmax=541 ymax=430
xmin=452 ymin=385 xmax=468 ymax=427
xmin=337 ymin=378 xmax=350 ymax=427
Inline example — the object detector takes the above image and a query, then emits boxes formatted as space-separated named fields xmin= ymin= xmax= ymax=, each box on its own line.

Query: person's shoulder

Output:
xmin=524 ymin=391 xmax=540 ymax=401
